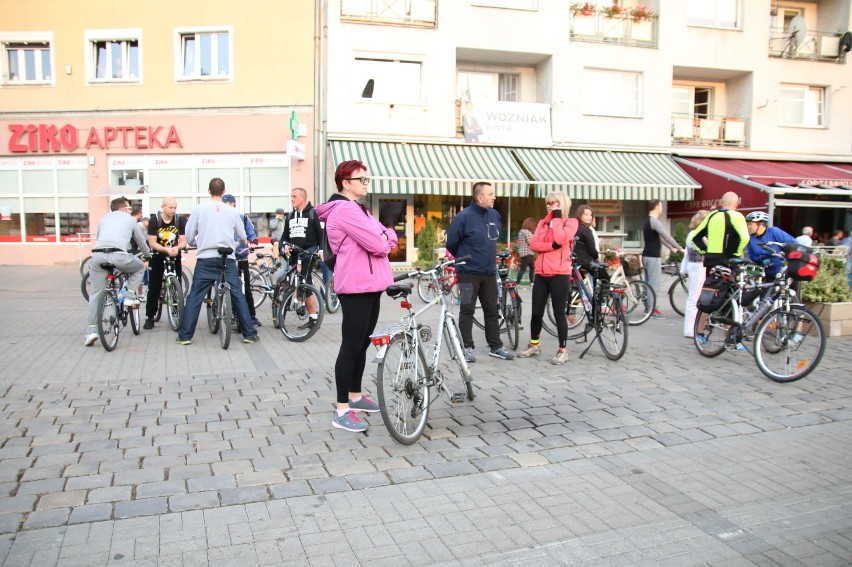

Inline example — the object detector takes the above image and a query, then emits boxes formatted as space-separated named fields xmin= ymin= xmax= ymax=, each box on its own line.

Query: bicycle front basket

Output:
xmin=619 ymin=254 xmax=642 ymax=277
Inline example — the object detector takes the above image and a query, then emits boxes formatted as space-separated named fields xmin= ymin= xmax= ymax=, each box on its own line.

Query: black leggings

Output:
xmin=516 ymin=255 xmax=535 ymax=284
xmin=529 ymin=274 xmax=570 ymax=348
xmin=335 ymin=292 xmax=382 ymax=404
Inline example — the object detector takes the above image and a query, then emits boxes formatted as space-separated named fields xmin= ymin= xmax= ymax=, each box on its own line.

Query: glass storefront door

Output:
xmin=374 ymin=196 xmax=411 ymax=264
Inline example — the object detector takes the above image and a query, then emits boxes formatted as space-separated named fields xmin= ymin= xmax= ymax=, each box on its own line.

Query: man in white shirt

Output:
xmin=796 ymin=226 xmax=814 ymax=247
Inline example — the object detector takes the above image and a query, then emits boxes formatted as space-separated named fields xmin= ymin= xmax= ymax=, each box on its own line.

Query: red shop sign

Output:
xmin=7 ymin=124 xmax=183 ymax=153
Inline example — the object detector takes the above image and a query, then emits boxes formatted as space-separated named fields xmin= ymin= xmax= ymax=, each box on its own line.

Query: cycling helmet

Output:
xmin=746 ymin=211 xmax=770 ymax=223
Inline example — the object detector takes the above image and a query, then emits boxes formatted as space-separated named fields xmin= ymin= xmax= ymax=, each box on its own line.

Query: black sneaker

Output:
xmin=297 ymin=319 xmax=317 ymax=330
xmin=251 ymin=317 xmax=262 ymax=327
xmin=143 ymin=318 xmax=154 ymax=330
xmin=489 ymin=347 xmax=515 ymax=360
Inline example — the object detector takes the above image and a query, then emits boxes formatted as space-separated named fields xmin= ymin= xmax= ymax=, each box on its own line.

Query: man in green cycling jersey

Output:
xmin=690 ymin=191 xmax=749 ymax=272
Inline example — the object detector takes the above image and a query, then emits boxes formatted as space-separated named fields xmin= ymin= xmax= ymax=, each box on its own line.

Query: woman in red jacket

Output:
xmin=517 ymin=191 xmax=578 ymax=365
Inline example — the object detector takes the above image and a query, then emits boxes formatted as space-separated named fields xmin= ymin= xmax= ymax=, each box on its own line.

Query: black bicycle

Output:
xmin=471 ymin=251 xmax=522 ymax=350
xmin=271 ymin=242 xmax=325 ymax=341
xmin=154 ymin=255 xmax=185 ymax=331
xmin=95 ymin=263 xmax=141 ymax=351
xmin=205 ymin=247 xmax=237 ymax=350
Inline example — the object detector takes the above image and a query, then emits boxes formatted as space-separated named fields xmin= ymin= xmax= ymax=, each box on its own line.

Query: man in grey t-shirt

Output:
xmin=642 ymin=200 xmax=683 ymax=320
xmin=176 ymin=178 xmax=259 ymax=345
xmin=85 ymin=197 xmax=152 ymax=346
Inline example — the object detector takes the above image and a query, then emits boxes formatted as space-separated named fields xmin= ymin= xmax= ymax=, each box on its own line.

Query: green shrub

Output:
xmin=667 ymin=222 xmax=687 ymax=263
xmin=801 ymin=258 xmax=852 ymax=303
xmin=416 ymin=218 xmax=439 ymax=267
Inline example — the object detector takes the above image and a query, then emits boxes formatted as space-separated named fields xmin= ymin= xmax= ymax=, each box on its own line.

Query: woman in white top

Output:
xmin=682 ymin=210 xmax=709 ymax=338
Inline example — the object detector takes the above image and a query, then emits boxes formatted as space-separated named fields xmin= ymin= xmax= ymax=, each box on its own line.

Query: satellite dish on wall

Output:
xmin=784 ymin=15 xmax=807 ymax=55
xmin=841 ymin=31 xmax=852 ymax=53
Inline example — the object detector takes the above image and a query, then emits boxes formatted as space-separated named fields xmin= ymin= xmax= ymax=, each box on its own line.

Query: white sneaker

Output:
xmin=123 ymin=292 xmax=140 ymax=307
xmin=84 ymin=332 xmax=98 ymax=347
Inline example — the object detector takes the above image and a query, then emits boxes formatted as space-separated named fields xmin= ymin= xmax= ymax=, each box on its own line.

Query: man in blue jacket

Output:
xmin=223 ymin=194 xmax=262 ymax=327
xmin=447 ymin=182 xmax=514 ymax=362
xmin=745 ymin=211 xmax=797 ymax=280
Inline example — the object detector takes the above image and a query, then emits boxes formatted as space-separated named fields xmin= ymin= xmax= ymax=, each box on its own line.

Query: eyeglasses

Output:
xmin=546 ymin=201 xmax=558 ymax=206
xmin=344 ymin=177 xmax=370 ymax=184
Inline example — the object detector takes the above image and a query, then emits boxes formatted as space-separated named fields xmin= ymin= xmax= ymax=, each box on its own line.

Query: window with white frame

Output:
xmin=458 ymin=71 xmax=520 ymax=103
xmin=175 ymin=27 xmax=231 ymax=80
xmin=1 ymin=33 xmax=53 ymax=85
xmin=583 ymin=69 xmax=641 ymax=118
xmin=354 ymin=57 xmax=422 ymax=104
xmin=687 ymin=0 xmax=740 ymax=28
xmin=86 ymin=30 xmax=141 ymax=83
xmin=779 ymin=84 xmax=825 ymax=127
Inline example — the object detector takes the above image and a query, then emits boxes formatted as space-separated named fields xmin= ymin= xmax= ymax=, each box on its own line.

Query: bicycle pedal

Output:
xmin=450 ymin=393 xmax=468 ymax=404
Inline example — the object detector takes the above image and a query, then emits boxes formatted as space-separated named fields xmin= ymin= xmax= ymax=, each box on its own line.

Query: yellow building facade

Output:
xmin=0 ymin=0 xmax=315 ymax=265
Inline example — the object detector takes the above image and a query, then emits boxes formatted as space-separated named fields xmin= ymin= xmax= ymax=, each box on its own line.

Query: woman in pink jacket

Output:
xmin=517 ymin=191 xmax=578 ymax=365
xmin=316 ymin=160 xmax=398 ymax=433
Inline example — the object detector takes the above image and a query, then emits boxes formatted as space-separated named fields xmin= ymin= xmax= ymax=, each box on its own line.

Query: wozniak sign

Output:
xmin=7 ymin=123 xmax=183 ymax=153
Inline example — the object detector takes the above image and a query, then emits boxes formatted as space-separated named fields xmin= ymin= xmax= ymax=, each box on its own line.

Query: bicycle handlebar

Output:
xmin=393 ymin=255 xmax=470 ymax=282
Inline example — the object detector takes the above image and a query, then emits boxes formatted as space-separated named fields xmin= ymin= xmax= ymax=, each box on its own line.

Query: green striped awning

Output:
xmin=329 ymin=140 xmax=531 ymax=197
xmin=513 ymin=148 xmax=700 ymax=200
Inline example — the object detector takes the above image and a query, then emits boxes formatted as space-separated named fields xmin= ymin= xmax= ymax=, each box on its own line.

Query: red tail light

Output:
xmin=371 ymin=335 xmax=391 ymax=346
xmin=400 ymin=301 xmax=411 ymax=309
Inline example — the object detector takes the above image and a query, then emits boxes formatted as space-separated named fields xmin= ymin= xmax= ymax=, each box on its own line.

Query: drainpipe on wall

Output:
xmin=314 ymin=0 xmax=327 ymax=202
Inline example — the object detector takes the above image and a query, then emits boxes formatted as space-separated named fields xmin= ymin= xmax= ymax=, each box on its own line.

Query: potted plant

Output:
xmin=602 ymin=4 xmax=623 ymax=18
xmin=416 ymin=218 xmax=439 ymax=267
xmin=801 ymin=258 xmax=852 ymax=337
xmin=629 ymin=6 xmax=655 ymax=22
xmin=571 ymin=2 xmax=596 ymax=17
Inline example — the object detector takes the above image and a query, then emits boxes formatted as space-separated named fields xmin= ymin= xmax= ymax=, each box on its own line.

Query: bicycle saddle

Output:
xmin=99 ymin=263 xmax=115 ymax=270
xmin=385 ymin=284 xmax=413 ymax=299
xmin=497 ymin=251 xmax=511 ymax=260
xmin=255 ymin=253 xmax=273 ymax=259
xmin=217 ymin=247 xmax=234 ymax=256
xmin=589 ymin=261 xmax=608 ymax=271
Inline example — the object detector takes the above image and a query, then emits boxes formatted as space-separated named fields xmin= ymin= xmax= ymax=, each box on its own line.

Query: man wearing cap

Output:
xmin=269 ymin=207 xmax=286 ymax=256
xmin=223 ymin=194 xmax=262 ymax=327
xmin=176 ymin=178 xmax=259 ymax=345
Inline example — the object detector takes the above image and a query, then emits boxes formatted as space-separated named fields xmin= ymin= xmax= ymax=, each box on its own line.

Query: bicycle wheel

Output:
xmin=165 ymin=278 xmax=184 ymax=331
xmin=97 ymin=292 xmax=120 ymax=351
xmin=271 ymin=281 xmax=286 ymax=329
xmin=668 ymin=275 xmax=689 ymax=317
xmin=79 ymin=255 xmax=92 ymax=277
xmin=443 ymin=314 xmax=474 ymax=401
xmin=754 ymin=305 xmax=825 ymax=383
xmin=376 ymin=333 xmax=430 ymax=444
xmin=181 ymin=268 xmax=192 ymax=298
xmin=472 ymin=306 xmax=486 ymax=330
xmin=325 ymin=276 xmax=341 ymax=314
xmin=155 ymin=290 xmax=164 ymax=322
xmin=624 ymin=280 xmax=655 ymax=326
xmin=219 ymin=290 xmax=232 ymax=349
xmin=129 ymin=305 xmax=141 ymax=335
xmin=280 ymin=284 xmax=324 ymax=341
xmin=597 ymin=294 xmax=628 ymax=361
xmin=505 ymin=292 xmax=520 ymax=350
xmin=206 ymin=286 xmax=220 ymax=334
xmin=417 ymin=274 xmax=439 ymax=303
xmin=249 ymin=268 xmax=268 ymax=309
xmin=81 ymin=273 xmax=91 ymax=301
xmin=693 ymin=299 xmax=735 ymax=358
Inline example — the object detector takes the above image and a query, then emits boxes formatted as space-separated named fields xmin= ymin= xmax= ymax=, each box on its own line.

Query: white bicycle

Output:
xmin=370 ymin=256 xmax=474 ymax=444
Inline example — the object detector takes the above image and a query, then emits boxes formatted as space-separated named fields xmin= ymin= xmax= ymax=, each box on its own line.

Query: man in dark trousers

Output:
xmin=223 ymin=194 xmax=262 ymax=327
xmin=642 ymin=199 xmax=683 ymax=320
xmin=144 ymin=197 xmax=187 ymax=329
xmin=446 ymin=181 xmax=514 ymax=362
xmin=282 ymin=187 xmax=323 ymax=328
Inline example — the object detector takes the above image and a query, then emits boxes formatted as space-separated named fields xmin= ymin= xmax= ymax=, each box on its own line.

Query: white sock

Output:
xmin=336 ymin=408 xmax=348 ymax=417
xmin=350 ymin=395 xmax=362 ymax=403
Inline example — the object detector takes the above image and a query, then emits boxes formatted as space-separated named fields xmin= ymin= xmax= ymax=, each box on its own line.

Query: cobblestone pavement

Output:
xmin=0 ymin=265 xmax=850 ymax=566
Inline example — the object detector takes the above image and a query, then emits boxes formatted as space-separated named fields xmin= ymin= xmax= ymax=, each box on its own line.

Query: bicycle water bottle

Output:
xmin=117 ymin=283 xmax=127 ymax=306
xmin=746 ymin=295 xmax=775 ymax=328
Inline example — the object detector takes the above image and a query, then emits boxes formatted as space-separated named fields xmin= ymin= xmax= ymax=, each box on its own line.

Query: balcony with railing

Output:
xmin=570 ymin=4 xmax=658 ymax=48
xmin=340 ymin=0 xmax=437 ymax=27
xmin=768 ymin=27 xmax=849 ymax=63
xmin=671 ymin=114 xmax=749 ymax=148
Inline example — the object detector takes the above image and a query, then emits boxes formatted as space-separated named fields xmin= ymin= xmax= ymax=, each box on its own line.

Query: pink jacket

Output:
xmin=315 ymin=196 xmax=398 ymax=294
xmin=530 ymin=213 xmax=578 ymax=277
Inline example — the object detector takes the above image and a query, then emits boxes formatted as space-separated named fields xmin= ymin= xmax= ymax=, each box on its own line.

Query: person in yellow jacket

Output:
xmin=690 ymin=191 xmax=749 ymax=274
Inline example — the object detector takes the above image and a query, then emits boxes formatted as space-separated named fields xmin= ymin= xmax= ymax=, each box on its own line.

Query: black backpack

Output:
xmin=698 ymin=266 xmax=734 ymax=313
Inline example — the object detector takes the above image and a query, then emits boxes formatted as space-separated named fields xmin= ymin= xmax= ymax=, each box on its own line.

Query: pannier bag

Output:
xmin=698 ymin=265 xmax=734 ymax=313
xmin=619 ymin=254 xmax=642 ymax=277
xmin=782 ymin=242 xmax=819 ymax=281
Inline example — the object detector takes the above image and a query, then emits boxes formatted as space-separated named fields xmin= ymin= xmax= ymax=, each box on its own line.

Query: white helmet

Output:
xmin=746 ymin=211 xmax=770 ymax=223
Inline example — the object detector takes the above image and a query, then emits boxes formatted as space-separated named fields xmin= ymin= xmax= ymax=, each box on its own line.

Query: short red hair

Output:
xmin=334 ymin=160 xmax=368 ymax=192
